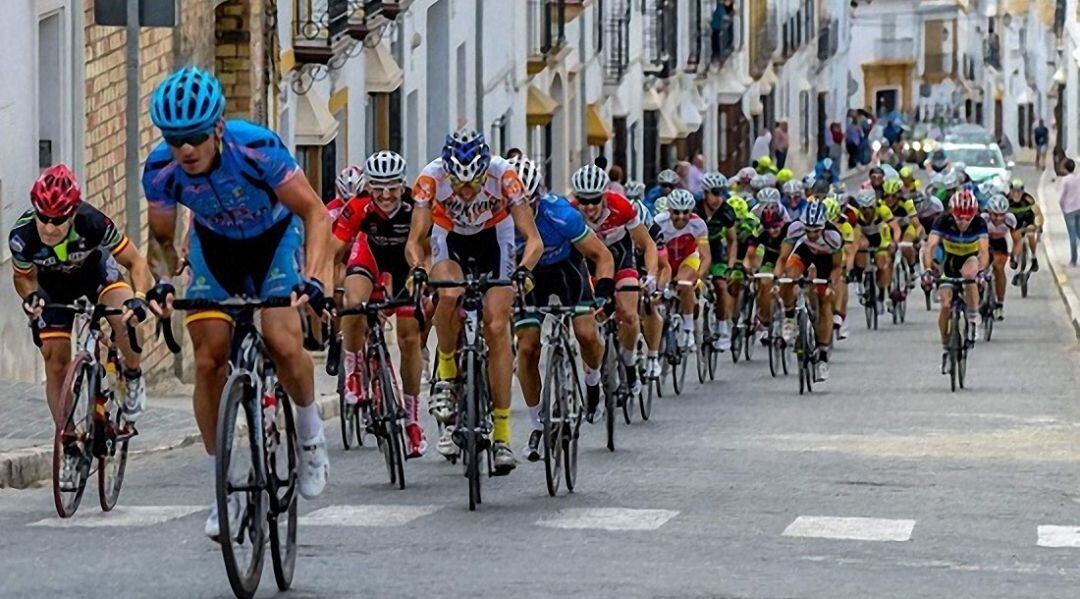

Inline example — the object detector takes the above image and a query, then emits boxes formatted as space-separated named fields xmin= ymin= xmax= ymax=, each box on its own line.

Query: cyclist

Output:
xmin=751 ymin=187 xmax=783 ymax=219
xmin=694 ymin=172 xmax=738 ymax=351
xmin=655 ymin=190 xmax=711 ymax=349
xmin=899 ymin=165 xmax=921 ymax=196
xmin=926 ymin=149 xmax=949 ymax=173
xmin=776 ymin=168 xmax=795 ymax=186
xmin=775 ymin=201 xmax=843 ymax=381
xmin=922 ymin=189 xmax=989 ymax=350
xmin=644 ymin=169 xmax=680 ymax=213
xmin=868 ymin=166 xmax=886 ymax=198
xmin=880 ymin=175 xmax=923 ymax=305
xmin=727 ymin=196 xmax=762 ymax=343
xmin=329 ymin=151 xmax=429 ymax=458
xmin=143 ymin=67 xmax=334 ymax=538
xmin=984 ymin=194 xmax=1022 ymax=321
xmin=747 ymin=201 xmax=791 ymax=339
xmin=731 ymin=167 xmax=757 ymax=195
xmin=628 ymin=180 xmax=671 ymax=381
xmin=781 ymin=179 xmax=808 ymax=222
xmin=11 ymin=164 xmax=154 ymax=436
xmin=1006 ymin=178 xmax=1042 ymax=275
xmin=755 ymin=156 xmax=778 ymax=175
xmin=918 ymin=174 xmax=947 ymax=233
xmin=570 ymin=164 xmax=658 ymax=419
xmin=852 ymin=188 xmax=901 ymax=315
xmin=823 ymin=195 xmax=854 ymax=340
xmin=508 ymin=157 xmax=614 ymax=460
xmin=406 ymin=128 xmax=542 ymax=473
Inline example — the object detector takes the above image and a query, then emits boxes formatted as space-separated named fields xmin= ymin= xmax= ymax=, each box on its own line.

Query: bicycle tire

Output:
xmin=53 ymin=354 xmax=93 ymax=518
xmin=464 ymin=356 xmax=482 ymax=511
xmin=1020 ymin=273 xmax=1029 ymax=298
xmin=377 ymin=358 xmax=406 ymax=490
xmin=640 ymin=367 xmax=654 ymax=420
xmin=948 ymin=315 xmax=960 ymax=393
xmin=337 ymin=368 xmax=354 ymax=450
xmin=216 ymin=372 xmax=267 ymax=599
xmin=768 ymin=331 xmax=779 ymax=378
xmin=565 ymin=357 xmax=583 ymax=491
xmin=541 ymin=347 xmax=564 ymax=496
xmin=602 ymin=331 xmax=617 ymax=452
xmin=269 ymin=389 xmax=298 ymax=591
xmin=924 ymin=288 xmax=932 ymax=311
xmin=98 ymin=369 xmax=129 ymax=512
xmin=796 ymin=311 xmax=808 ymax=395
xmin=958 ymin=322 xmax=968 ymax=390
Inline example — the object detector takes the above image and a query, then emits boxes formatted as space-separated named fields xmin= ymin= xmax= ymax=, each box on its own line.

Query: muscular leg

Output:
xmin=992 ymin=253 xmax=1007 ymax=302
xmin=573 ymin=316 xmax=603 ymax=370
xmin=515 ymin=327 xmax=542 ymax=409
xmin=615 ymin=281 xmax=641 ymax=353
xmin=396 ymin=316 xmax=424 ymax=397
xmin=188 ymin=318 xmax=233 ymax=453
xmin=431 ymin=260 xmax=465 ymax=376
xmin=41 ymin=338 xmax=71 ymax=424
xmin=100 ymin=285 xmax=140 ymax=370
xmin=262 ymin=307 xmax=315 ymax=409
xmin=483 ymin=287 xmax=515 ymax=447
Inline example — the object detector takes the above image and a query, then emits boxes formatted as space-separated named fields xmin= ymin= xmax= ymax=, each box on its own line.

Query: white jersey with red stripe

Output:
xmin=981 ymin=212 xmax=1017 ymax=240
xmin=411 ymin=156 xmax=526 ymax=235
xmin=572 ymin=190 xmax=641 ymax=247
xmin=654 ymin=211 xmax=709 ymax=265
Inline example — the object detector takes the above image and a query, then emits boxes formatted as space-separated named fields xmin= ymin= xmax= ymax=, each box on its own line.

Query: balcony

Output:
xmin=685 ymin=0 xmax=705 ymax=73
xmin=642 ymin=0 xmax=678 ymax=77
xmin=749 ymin=9 xmax=777 ymax=78
xmin=527 ymin=0 xmax=567 ymax=75
xmin=293 ymin=0 xmax=351 ymax=65
xmin=875 ymin=37 xmax=915 ymax=62
xmin=817 ymin=19 xmax=838 ymax=62
xmin=602 ymin=0 xmax=631 ymax=85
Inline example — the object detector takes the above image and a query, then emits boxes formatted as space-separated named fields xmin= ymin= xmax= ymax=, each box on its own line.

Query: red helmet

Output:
xmin=31 ymin=164 xmax=82 ymax=218
xmin=949 ymin=188 xmax=977 ymax=220
xmin=761 ymin=203 xmax=785 ymax=229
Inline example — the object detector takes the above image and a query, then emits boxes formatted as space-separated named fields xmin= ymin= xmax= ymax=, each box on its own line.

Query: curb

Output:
xmin=1036 ymin=170 xmax=1080 ymax=342
xmin=0 ymin=393 xmax=340 ymax=490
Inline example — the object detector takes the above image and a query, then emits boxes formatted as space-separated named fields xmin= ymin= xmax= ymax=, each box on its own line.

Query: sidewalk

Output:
xmin=1034 ymin=165 xmax=1080 ymax=341
xmin=0 ymin=361 xmax=343 ymax=489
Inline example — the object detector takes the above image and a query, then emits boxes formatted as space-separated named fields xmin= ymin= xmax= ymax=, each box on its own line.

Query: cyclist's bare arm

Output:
xmin=573 ymin=231 xmax=614 ymax=280
xmin=698 ymin=240 xmax=712 ymax=278
xmin=922 ymin=234 xmax=941 ymax=270
xmin=331 ymin=236 xmax=350 ymax=263
xmin=1009 ymin=229 xmax=1023 ymax=261
xmin=276 ymin=171 xmax=333 ymax=288
xmin=977 ymin=237 xmax=990 ymax=271
xmin=12 ymin=266 xmax=38 ymax=302
xmin=406 ymin=205 xmax=432 ymax=269
xmin=1032 ymin=202 xmax=1045 ymax=228
xmin=775 ymin=243 xmax=794 ymax=278
xmin=113 ymin=242 xmax=155 ymax=296
xmin=147 ymin=205 xmax=181 ymax=279
xmin=888 ymin=220 xmax=902 ymax=246
xmin=629 ymin=223 xmax=658 ymax=278
xmin=510 ymin=202 xmax=542 ymax=270
xmin=725 ymin=228 xmax=738 ymax=269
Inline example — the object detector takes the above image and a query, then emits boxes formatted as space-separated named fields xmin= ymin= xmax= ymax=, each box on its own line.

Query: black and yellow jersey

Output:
xmin=931 ymin=213 xmax=988 ymax=256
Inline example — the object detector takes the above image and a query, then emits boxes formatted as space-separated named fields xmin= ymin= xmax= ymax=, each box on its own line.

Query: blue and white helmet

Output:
xmin=150 ymin=66 xmax=226 ymax=136
xmin=625 ymin=180 xmax=647 ymax=200
xmin=802 ymin=200 xmax=829 ymax=229
xmin=441 ymin=128 xmax=491 ymax=182
xmin=506 ymin=156 xmax=543 ymax=197
xmin=666 ymin=189 xmax=696 ymax=211
xmin=702 ymin=172 xmax=728 ymax=191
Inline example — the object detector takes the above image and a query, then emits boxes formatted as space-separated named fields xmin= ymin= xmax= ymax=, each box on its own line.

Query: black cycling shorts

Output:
xmin=514 ymin=256 xmax=595 ymax=329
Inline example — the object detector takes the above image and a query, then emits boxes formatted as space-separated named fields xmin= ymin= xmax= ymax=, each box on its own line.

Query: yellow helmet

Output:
xmin=899 ymin=165 xmax=915 ymax=180
xmin=776 ymin=168 xmax=794 ymax=184
xmin=756 ymin=156 xmax=775 ymax=170
xmin=882 ymin=177 xmax=903 ymax=195
xmin=822 ymin=196 xmax=841 ymax=221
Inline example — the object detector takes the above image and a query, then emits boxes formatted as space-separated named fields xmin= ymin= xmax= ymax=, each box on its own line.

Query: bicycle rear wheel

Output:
xmin=337 ymin=368 xmax=356 ymax=450
xmin=948 ymin=315 xmax=960 ymax=392
xmin=796 ymin=314 xmax=808 ymax=396
xmin=216 ymin=372 xmax=267 ymax=599
xmin=565 ymin=360 xmax=583 ymax=491
xmin=541 ymin=348 xmax=564 ymax=497
xmin=53 ymin=354 xmax=94 ymax=518
xmin=98 ymin=376 xmax=129 ymax=512
xmin=269 ymin=389 xmax=298 ymax=591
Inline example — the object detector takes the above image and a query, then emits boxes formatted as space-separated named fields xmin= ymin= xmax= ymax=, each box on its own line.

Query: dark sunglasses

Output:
xmin=577 ymin=194 xmax=604 ymax=205
xmin=670 ymin=209 xmax=692 ymax=216
xmin=660 ymin=184 xmax=675 ymax=190
xmin=164 ymin=130 xmax=214 ymax=148
xmin=708 ymin=187 xmax=725 ymax=196
xmin=36 ymin=212 xmax=71 ymax=226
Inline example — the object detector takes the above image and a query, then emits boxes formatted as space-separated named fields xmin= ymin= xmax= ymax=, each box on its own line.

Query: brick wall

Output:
xmin=216 ymin=0 xmax=268 ymax=123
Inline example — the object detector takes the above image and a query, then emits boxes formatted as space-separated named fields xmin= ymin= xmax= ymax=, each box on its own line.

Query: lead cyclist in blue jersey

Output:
xmin=141 ymin=67 xmax=333 ymax=540
xmin=507 ymin=157 xmax=614 ymax=461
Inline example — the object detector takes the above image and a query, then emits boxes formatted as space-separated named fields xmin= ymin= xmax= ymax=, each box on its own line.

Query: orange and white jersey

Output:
xmin=412 ymin=156 xmax=526 ymax=235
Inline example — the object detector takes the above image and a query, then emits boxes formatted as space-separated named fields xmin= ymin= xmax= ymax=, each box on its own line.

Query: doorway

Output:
xmin=874 ymin=89 xmax=898 ymax=116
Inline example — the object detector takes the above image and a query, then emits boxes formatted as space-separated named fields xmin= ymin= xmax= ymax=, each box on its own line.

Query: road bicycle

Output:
xmin=978 ymin=269 xmax=998 ymax=342
xmin=172 ymin=297 xmax=302 ymax=598
xmin=658 ymin=281 xmax=694 ymax=396
xmin=936 ymin=277 xmax=978 ymax=392
xmin=778 ymin=275 xmax=829 ymax=395
xmin=754 ymin=273 xmax=789 ymax=378
xmin=731 ymin=269 xmax=756 ymax=363
xmin=599 ymin=285 xmax=641 ymax=448
xmin=859 ymin=250 xmax=879 ymax=330
xmin=1012 ymin=230 xmax=1037 ymax=298
xmin=890 ymin=241 xmax=915 ymax=324
xmin=696 ymin=276 xmax=720 ymax=381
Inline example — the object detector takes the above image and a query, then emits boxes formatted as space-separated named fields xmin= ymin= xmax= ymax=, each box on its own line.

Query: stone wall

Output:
xmin=215 ymin=0 xmax=268 ymax=123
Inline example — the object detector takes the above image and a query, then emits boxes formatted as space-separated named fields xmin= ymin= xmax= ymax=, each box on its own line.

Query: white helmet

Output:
xmin=782 ymin=180 xmax=805 ymax=196
xmin=854 ymin=189 xmax=878 ymax=208
xmin=625 ymin=180 xmax=646 ymax=200
xmin=756 ymin=187 xmax=781 ymax=205
xmin=666 ymin=189 xmax=696 ymax=211
xmin=571 ymin=164 xmax=610 ymax=198
xmin=702 ymin=172 xmax=728 ymax=191
xmin=506 ymin=156 xmax=543 ymax=197
xmin=335 ymin=165 xmax=365 ymax=199
xmin=986 ymin=194 xmax=1010 ymax=214
xmin=657 ymin=169 xmax=680 ymax=186
xmin=364 ymin=151 xmax=407 ymax=184
xmin=654 ymin=196 xmax=670 ymax=213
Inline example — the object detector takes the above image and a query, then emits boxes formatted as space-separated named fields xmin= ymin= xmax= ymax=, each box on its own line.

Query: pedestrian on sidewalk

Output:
xmin=1059 ymin=159 xmax=1080 ymax=266
xmin=1034 ymin=119 xmax=1049 ymax=170
xmin=844 ymin=111 xmax=861 ymax=169
xmin=772 ymin=120 xmax=789 ymax=169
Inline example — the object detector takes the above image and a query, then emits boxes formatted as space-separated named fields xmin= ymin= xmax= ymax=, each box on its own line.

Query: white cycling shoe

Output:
xmin=297 ymin=432 xmax=329 ymax=499
xmin=205 ymin=494 xmax=242 ymax=543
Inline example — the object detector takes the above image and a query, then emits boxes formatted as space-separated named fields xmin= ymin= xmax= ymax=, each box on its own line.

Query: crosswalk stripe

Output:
xmin=535 ymin=508 xmax=679 ymax=531
xmin=783 ymin=516 xmax=915 ymax=542
xmin=298 ymin=504 xmax=442 ymax=527
xmin=1037 ymin=525 xmax=1080 ymax=548
xmin=28 ymin=505 xmax=205 ymax=528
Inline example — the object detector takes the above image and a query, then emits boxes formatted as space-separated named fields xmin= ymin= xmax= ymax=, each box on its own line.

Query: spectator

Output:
xmin=687 ymin=154 xmax=706 ymax=196
xmin=710 ymin=0 xmax=735 ymax=62
xmin=594 ymin=155 xmax=609 ymax=170
xmin=751 ymin=128 xmax=772 ymax=163
xmin=772 ymin=120 xmax=789 ymax=169
xmin=826 ymin=121 xmax=843 ymax=172
xmin=1060 ymin=159 xmax=1080 ymax=266
xmin=607 ymin=164 xmax=626 ymax=195
xmin=675 ymin=162 xmax=692 ymax=190
xmin=505 ymin=147 xmax=524 ymax=160
xmin=1034 ymin=119 xmax=1050 ymax=170
xmin=844 ymin=111 xmax=862 ymax=169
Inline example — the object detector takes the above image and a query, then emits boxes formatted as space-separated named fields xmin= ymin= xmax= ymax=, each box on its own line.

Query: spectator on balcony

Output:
xmin=1034 ymin=119 xmax=1050 ymax=170
xmin=771 ymin=120 xmax=789 ymax=170
xmin=711 ymin=0 xmax=735 ymax=63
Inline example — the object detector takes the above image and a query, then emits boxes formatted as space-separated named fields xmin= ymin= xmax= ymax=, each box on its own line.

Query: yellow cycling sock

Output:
xmin=492 ymin=407 xmax=511 ymax=445
xmin=436 ymin=350 xmax=457 ymax=381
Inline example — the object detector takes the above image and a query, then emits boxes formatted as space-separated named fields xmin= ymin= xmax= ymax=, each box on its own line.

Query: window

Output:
xmin=297 ymin=143 xmax=338 ymax=204
xmin=38 ymin=7 xmax=73 ymax=170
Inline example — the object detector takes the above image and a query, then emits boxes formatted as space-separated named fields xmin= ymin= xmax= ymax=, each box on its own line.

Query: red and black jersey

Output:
xmin=331 ymin=189 xmax=414 ymax=248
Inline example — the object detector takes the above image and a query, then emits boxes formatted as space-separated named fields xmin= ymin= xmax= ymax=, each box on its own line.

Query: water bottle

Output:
xmin=262 ymin=388 xmax=277 ymax=434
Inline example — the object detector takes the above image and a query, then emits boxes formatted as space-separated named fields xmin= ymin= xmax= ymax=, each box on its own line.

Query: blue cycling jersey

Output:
xmin=142 ymin=120 xmax=300 ymax=240
xmin=517 ymin=194 xmax=589 ymax=267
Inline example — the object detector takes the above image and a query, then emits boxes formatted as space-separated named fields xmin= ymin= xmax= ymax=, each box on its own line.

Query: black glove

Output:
xmin=594 ymin=277 xmax=616 ymax=315
xmin=123 ymin=297 xmax=149 ymax=323
xmin=292 ymin=278 xmax=328 ymax=313
xmin=22 ymin=290 xmax=49 ymax=317
xmin=145 ymin=282 xmax=175 ymax=310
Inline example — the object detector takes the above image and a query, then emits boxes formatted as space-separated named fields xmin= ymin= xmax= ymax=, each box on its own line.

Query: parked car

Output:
xmin=940 ymin=141 xmax=1014 ymax=187
xmin=944 ymin=124 xmax=995 ymax=145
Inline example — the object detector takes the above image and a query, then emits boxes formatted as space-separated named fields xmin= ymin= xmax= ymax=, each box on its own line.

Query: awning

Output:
xmin=758 ymin=62 xmax=778 ymax=95
xmin=609 ymin=93 xmax=628 ymax=118
xmin=365 ymin=43 xmax=403 ymax=93
xmin=678 ymin=88 xmax=704 ymax=132
xmin=294 ymin=88 xmax=340 ymax=146
xmin=642 ymin=87 xmax=664 ymax=111
xmin=586 ymin=103 xmax=614 ymax=146
xmin=526 ymin=84 xmax=558 ymax=126
xmin=716 ymin=73 xmax=748 ymax=104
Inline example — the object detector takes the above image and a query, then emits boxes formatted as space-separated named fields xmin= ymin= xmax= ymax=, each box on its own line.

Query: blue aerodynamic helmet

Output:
xmin=150 ymin=66 xmax=226 ymax=136
xmin=442 ymin=128 xmax=491 ymax=183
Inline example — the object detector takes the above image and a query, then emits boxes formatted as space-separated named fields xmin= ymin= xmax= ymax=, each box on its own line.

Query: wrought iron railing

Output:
xmin=528 ymin=0 xmax=567 ymax=58
xmin=294 ymin=0 xmax=350 ymax=63
xmin=603 ymin=0 xmax=631 ymax=84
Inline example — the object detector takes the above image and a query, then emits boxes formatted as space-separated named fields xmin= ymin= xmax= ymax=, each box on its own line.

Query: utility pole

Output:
xmin=125 ymin=0 xmax=141 ymax=242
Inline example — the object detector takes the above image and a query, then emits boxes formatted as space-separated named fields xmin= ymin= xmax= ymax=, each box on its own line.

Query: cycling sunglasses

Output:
xmin=669 ymin=209 xmax=692 ymax=216
xmin=708 ymin=187 xmax=725 ymax=196
xmin=577 ymin=194 xmax=604 ymax=205
xmin=164 ymin=129 xmax=214 ymax=149
xmin=36 ymin=212 xmax=71 ymax=226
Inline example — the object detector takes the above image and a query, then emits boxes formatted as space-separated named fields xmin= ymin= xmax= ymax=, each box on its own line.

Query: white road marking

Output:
xmin=1037 ymin=525 xmax=1080 ymax=548
xmin=298 ymin=504 xmax=442 ymax=527
xmin=536 ymin=508 xmax=679 ymax=531
xmin=783 ymin=516 xmax=915 ymax=542
xmin=28 ymin=505 xmax=205 ymax=528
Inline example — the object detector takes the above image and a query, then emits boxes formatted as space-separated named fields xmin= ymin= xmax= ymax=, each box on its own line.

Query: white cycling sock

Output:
xmin=296 ymin=402 xmax=323 ymax=441
xmin=647 ymin=350 xmax=659 ymax=358
xmin=681 ymin=314 xmax=694 ymax=330
xmin=620 ymin=349 xmax=636 ymax=366
xmin=584 ymin=366 xmax=601 ymax=386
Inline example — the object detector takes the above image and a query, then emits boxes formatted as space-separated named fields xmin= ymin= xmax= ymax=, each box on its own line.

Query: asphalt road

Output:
xmin=3 ymin=171 xmax=1080 ymax=598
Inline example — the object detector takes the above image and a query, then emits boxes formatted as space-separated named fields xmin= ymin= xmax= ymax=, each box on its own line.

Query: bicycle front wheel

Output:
xmin=216 ymin=372 xmax=267 ymax=599
xmin=376 ymin=361 xmax=406 ymax=490
xmin=463 ymin=356 xmax=482 ymax=511
xmin=602 ymin=334 xmax=617 ymax=452
xmin=53 ymin=354 xmax=94 ymax=518
xmin=98 ymin=375 xmax=130 ymax=512
xmin=541 ymin=347 xmax=565 ymax=496
xmin=269 ymin=389 xmax=298 ymax=591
